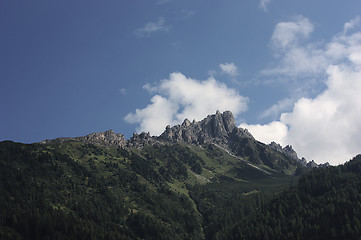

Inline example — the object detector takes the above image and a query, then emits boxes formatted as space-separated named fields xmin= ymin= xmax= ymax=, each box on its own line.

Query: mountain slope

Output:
xmin=0 ymin=111 xmax=337 ymax=239
xmin=227 ymin=154 xmax=361 ymax=240
xmin=43 ymin=111 xmax=307 ymax=174
xmin=0 ymin=141 xmax=204 ymax=239
xmin=0 ymin=136 xmax=300 ymax=239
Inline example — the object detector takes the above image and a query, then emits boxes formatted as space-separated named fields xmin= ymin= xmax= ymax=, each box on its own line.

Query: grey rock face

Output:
xmin=213 ymin=110 xmax=227 ymax=138
xmin=283 ymin=145 xmax=298 ymax=160
xmin=158 ymin=110 xmax=253 ymax=147
xmin=306 ymin=160 xmax=319 ymax=168
xmin=319 ymin=162 xmax=330 ymax=168
xmin=41 ymin=129 xmax=126 ymax=148
xmin=268 ymin=142 xmax=328 ymax=167
xmin=269 ymin=141 xmax=283 ymax=152
xmin=299 ymin=157 xmax=307 ymax=166
xmin=127 ymin=132 xmax=156 ymax=148
xmin=76 ymin=129 xmax=126 ymax=147
xmin=268 ymin=142 xmax=299 ymax=160
xmin=222 ymin=110 xmax=237 ymax=133
xmin=306 ymin=160 xmax=330 ymax=168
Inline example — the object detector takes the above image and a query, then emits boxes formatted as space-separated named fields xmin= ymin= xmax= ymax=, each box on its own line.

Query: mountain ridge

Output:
xmin=41 ymin=110 xmax=323 ymax=167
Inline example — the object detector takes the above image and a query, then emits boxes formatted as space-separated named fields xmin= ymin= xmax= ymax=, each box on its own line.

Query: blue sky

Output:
xmin=1 ymin=0 xmax=361 ymax=164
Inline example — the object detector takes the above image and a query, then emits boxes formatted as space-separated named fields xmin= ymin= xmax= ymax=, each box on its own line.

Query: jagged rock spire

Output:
xmin=158 ymin=110 xmax=253 ymax=145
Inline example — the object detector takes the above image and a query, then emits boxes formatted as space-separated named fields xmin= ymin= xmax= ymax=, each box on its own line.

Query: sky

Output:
xmin=1 ymin=0 xmax=360 ymax=165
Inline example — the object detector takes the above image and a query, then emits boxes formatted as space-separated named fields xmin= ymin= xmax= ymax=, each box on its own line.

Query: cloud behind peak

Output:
xmin=125 ymin=72 xmax=248 ymax=136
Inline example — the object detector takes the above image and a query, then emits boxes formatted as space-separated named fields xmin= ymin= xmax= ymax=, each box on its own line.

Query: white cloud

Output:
xmin=260 ymin=98 xmax=295 ymax=119
xmin=344 ymin=15 xmax=361 ymax=34
xmin=263 ymin=16 xmax=361 ymax=91
xmin=263 ymin=46 xmax=328 ymax=78
xmin=124 ymin=95 xmax=177 ymax=135
xmin=219 ymin=62 xmax=239 ymax=76
xmin=264 ymin=16 xmax=324 ymax=87
xmin=243 ymin=18 xmax=361 ymax=165
xmin=270 ymin=16 xmax=314 ymax=52
xmin=134 ymin=17 xmax=170 ymax=38
xmin=240 ymin=121 xmax=288 ymax=145
xmin=281 ymin=63 xmax=361 ymax=165
xmin=125 ymin=72 xmax=249 ymax=136
xmin=259 ymin=0 xmax=271 ymax=12
xmin=244 ymin=62 xmax=361 ymax=165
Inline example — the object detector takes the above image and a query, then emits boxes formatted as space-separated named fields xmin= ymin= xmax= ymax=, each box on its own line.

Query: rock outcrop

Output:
xmin=269 ymin=142 xmax=299 ymax=160
xmin=268 ymin=141 xmax=330 ymax=168
xmin=158 ymin=110 xmax=253 ymax=146
xmin=306 ymin=160 xmax=330 ymax=168
xmin=76 ymin=129 xmax=126 ymax=147
xmin=306 ymin=160 xmax=319 ymax=168
xmin=127 ymin=132 xmax=157 ymax=148
xmin=41 ymin=129 xmax=126 ymax=148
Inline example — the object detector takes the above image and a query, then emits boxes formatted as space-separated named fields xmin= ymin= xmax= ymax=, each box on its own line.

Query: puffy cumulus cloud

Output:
xmin=134 ymin=17 xmax=170 ymax=38
xmin=282 ymin=63 xmax=361 ymax=165
xmin=243 ymin=62 xmax=361 ymax=165
xmin=243 ymin=18 xmax=361 ymax=165
xmin=125 ymin=72 xmax=248 ymax=136
xmin=325 ymin=29 xmax=361 ymax=66
xmin=219 ymin=62 xmax=239 ymax=76
xmin=124 ymin=95 xmax=176 ymax=135
xmin=240 ymin=121 xmax=288 ymax=145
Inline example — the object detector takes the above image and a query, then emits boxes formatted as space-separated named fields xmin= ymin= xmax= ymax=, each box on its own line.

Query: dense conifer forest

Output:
xmin=0 ymin=140 xmax=360 ymax=239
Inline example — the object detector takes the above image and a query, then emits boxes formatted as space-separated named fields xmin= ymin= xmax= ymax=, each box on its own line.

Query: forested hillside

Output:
xmin=0 ymin=141 xmax=203 ymax=239
xmin=228 ymin=155 xmax=361 ymax=240
xmin=0 ymin=140 xmax=360 ymax=239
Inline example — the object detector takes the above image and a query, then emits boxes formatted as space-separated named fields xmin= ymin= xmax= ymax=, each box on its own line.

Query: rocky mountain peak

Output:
xmin=42 ymin=111 xmax=252 ymax=150
xmin=182 ymin=118 xmax=191 ymax=127
xmin=158 ymin=110 xmax=253 ymax=146
xmin=127 ymin=132 xmax=156 ymax=148
xmin=40 ymin=110 xmax=313 ymax=169
xmin=269 ymin=142 xmax=299 ymax=160
xmin=222 ymin=110 xmax=237 ymax=133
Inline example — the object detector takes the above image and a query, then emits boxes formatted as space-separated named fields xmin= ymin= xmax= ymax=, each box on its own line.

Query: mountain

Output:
xmin=0 ymin=111 xmax=351 ymax=240
xmin=43 ymin=110 xmax=311 ymax=171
